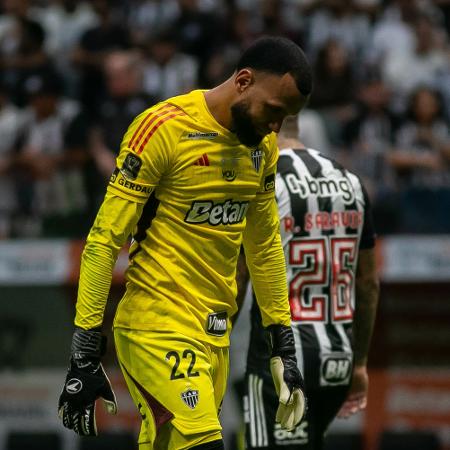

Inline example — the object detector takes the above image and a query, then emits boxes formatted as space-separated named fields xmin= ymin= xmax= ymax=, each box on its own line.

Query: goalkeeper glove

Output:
xmin=58 ymin=328 xmax=117 ymax=436
xmin=267 ymin=324 xmax=306 ymax=431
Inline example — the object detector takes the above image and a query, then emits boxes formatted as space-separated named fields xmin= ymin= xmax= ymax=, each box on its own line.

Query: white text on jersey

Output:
xmin=185 ymin=200 xmax=249 ymax=225
xmin=285 ymin=173 xmax=355 ymax=204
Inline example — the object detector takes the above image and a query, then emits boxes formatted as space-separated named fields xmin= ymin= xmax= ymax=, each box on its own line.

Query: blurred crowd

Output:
xmin=0 ymin=0 xmax=449 ymax=238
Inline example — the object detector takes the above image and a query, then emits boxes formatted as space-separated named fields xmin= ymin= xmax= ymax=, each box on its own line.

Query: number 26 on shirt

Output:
xmin=288 ymin=236 xmax=357 ymax=323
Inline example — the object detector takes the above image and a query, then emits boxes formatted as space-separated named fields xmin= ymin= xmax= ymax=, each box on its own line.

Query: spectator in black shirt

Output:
xmin=72 ymin=0 xmax=131 ymax=109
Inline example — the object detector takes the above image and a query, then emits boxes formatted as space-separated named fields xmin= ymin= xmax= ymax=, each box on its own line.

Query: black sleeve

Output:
xmin=359 ymin=182 xmax=376 ymax=250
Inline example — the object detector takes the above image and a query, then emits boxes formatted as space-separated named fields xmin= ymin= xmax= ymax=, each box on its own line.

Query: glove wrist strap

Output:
xmin=71 ymin=327 xmax=106 ymax=363
xmin=267 ymin=324 xmax=296 ymax=358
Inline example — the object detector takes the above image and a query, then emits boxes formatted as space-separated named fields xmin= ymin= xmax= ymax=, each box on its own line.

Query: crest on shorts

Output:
xmin=181 ymin=389 xmax=199 ymax=409
xmin=250 ymin=148 xmax=263 ymax=172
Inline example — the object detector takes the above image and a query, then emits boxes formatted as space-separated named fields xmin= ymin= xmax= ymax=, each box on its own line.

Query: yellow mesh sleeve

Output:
xmin=74 ymin=191 xmax=144 ymax=329
xmin=242 ymin=194 xmax=291 ymax=327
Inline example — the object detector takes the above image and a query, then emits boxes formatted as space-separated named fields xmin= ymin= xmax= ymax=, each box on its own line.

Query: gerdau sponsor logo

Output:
xmin=185 ymin=200 xmax=249 ymax=225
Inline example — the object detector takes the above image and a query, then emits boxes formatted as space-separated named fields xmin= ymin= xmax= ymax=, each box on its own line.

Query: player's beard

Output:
xmin=230 ymin=101 xmax=264 ymax=147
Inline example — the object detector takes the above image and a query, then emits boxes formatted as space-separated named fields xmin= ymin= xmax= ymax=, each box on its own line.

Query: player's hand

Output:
xmin=267 ymin=325 xmax=306 ymax=431
xmin=58 ymin=328 xmax=117 ymax=436
xmin=337 ymin=364 xmax=368 ymax=419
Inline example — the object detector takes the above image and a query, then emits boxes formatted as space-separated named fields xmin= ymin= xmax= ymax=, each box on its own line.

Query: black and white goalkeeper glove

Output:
xmin=267 ymin=324 xmax=306 ymax=431
xmin=58 ymin=328 xmax=117 ymax=436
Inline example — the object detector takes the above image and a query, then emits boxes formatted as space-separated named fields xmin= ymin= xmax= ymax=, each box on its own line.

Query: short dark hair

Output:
xmin=236 ymin=36 xmax=312 ymax=97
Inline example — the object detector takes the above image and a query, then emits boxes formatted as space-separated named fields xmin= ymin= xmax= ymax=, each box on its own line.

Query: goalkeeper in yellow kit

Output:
xmin=58 ymin=36 xmax=312 ymax=450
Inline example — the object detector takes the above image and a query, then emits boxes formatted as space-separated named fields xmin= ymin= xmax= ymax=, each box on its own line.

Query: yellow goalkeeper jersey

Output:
xmin=75 ymin=90 xmax=290 ymax=347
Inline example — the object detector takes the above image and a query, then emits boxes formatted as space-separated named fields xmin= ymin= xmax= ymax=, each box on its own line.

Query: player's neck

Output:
xmin=277 ymin=137 xmax=305 ymax=151
xmin=203 ymin=77 xmax=235 ymax=131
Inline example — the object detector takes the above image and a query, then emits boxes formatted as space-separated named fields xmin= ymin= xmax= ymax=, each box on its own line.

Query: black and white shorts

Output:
xmin=243 ymin=370 xmax=349 ymax=450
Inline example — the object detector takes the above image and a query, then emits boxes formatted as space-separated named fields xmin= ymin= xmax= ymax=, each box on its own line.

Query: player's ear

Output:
xmin=235 ymin=69 xmax=254 ymax=93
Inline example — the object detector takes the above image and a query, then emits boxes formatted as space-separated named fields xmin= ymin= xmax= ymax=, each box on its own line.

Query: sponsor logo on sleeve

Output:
xmin=117 ymin=178 xmax=152 ymax=194
xmin=110 ymin=168 xmax=119 ymax=182
xmin=121 ymin=153 xmax=142 ymax=180
xmin=109 ymin=168 xmax=152 ymax=196
xmin=264 ymin=173 xmax=275 ymax=191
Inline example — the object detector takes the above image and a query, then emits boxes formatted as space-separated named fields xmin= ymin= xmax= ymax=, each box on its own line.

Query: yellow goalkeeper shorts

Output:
xmin=114 ymin=327 xmax=228 ymax=449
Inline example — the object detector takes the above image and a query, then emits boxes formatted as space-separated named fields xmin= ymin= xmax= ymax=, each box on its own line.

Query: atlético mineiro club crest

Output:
xmin=181 ymin=389 xmax=199 ymax=409
xmin=251 ymin=148 xmax=263 ymax=172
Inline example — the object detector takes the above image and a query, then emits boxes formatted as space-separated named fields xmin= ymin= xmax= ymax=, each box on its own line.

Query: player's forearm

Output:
xmin=353 ymin=275 xmax=379 ymax=366
xmin=244 ymin=234 xmax=290 ymax=327
xmin=75 ymin=241 xmax=119 ymax=329
xmin=243 ymin=196 xmax=291 ymax=327
xmin=75 ymin=191 xmax=142 ymax=329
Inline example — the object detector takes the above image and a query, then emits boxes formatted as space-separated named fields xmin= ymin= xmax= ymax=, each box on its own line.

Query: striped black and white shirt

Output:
xmin=247 ymin=148 xmax=375 ymax=389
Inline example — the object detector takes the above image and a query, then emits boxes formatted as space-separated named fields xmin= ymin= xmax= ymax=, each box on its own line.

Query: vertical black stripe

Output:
xmin=343 ymin=171 xmax=361 ymax=237
xmin=134 ymin=191 xmax=159 ymax=242
xmin=247 ymin=293 xmax=271 ymax=372
xmin=299 ymin=150 xmax=334 ymax=237
xmin=323 ymin=153 xmax=362 ymax=236
xmin=278 ymin=153 xmax=307 ymax=238
xmin=325 ymin=323 xmax=344 ymax=352
xmin=343 ymin=322 xmax=354 ymax=351
xmin=129 ymin=192 xmax=159 ymax=260
xmin=297 ymin=150 xmax=322 ymax=176
xmin=297 ymin=324 xmax=322 ymax=387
